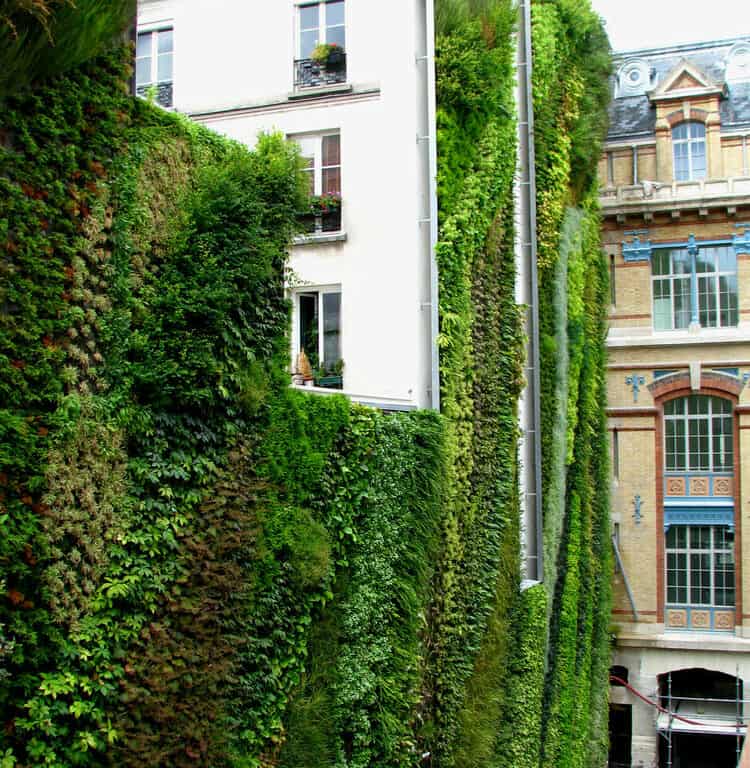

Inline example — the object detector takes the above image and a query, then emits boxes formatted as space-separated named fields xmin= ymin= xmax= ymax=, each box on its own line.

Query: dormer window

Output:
xmin=615 ymin=59 xmax=654 ymax=98
xmin=672 ymin=122 xmax=706 ymax=181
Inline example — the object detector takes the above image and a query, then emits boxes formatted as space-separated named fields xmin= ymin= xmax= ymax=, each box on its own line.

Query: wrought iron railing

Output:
xmin=294 ymin=55 xmax=347 ymax=90
xmin=136 ymin=82 xmax=173 ymax=108
xmin=298 ymin=203 xmax=342 ymax=236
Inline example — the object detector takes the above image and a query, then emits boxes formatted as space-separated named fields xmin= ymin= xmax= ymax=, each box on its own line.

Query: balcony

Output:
xmin=294 ymin=54 xmax=347 ymax=91
xmin=136 ymin=82 xmax=173 ymax=109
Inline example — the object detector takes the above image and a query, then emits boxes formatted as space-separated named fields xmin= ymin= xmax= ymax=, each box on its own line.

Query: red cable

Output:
xmin=609 ymin=675 xmax=745 ymax=729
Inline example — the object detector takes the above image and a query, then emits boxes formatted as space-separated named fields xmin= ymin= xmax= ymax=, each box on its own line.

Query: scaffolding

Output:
xmin=656 ymin=670 xmax=748 ymax=768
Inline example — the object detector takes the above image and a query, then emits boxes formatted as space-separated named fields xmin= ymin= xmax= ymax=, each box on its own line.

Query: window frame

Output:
xmin=665 ymin=525 xmax=735 ymax=608
xmin=297 ymin=0 xmax=346 ymax=60
xmin=293 ymin=286 xmax=343 ymax=375
xmin=663 ymin=394 xmax=733 ymax=473
xmin=294 ymin=132 xmax=341 ymax=197
xmin=136 ymin=26 xmax=174 ymax=88
xmin=672 ymin=121 xmax=707 ymax=182
xmin=650 ymin=244 xmax=738 ymax=331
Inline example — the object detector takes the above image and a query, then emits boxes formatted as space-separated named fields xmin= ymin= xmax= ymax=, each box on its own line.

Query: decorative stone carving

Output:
xmin=691 ymin=610 xmax=710 ymax=628
xmin=667 ymin=609 xmax=687 ymax=628
xmin=690 ymin=477 xmax=709 ymax=496
xmin=715 ymin=611 xmax=735 ymax=630
xmin=666 ymin=477 xmax=686 ymax=496
xmin=714 ymin=477 xmax=733 ymax=496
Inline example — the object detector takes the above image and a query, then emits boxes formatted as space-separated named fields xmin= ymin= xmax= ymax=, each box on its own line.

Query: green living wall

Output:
xmin=0 ymin=2 xmax=613 ymax=766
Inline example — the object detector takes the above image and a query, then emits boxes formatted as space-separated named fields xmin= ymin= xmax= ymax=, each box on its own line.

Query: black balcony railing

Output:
xmin=294 ymin=55 xmax=347 ymax=90
xmin=298 ymin=208 xmax=342 ymax=236
xmin=136 ymin=82 xmax=173 ymax=108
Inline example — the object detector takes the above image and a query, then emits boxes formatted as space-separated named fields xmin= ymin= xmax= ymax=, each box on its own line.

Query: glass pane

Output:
xmin=673 ymin=278 xmax=691 ymax=329
xmin=322 ymin=292 xmax=341 ymax=369
xmin=322 ymin=166 xmax=341 ymax=194
xmin=720 ymin=275 xmax=738 ymax=327
xmin=300 ymin=5 xmax=319 ymax=30
xmin=690 ymin=122 xmax=706 ymax=139
xmin=653 ymin=283 xmax=672 ymax=330
xmin=158 ymin=29 xmax=173 ymax=54
xmin=326 ymin=1 xmax=345 ymax=26
xmin=718 ymin=246 xmax=736 ymax=272
xmin=137 ymin=32 xmax=152 ymax=58
xmin=157 ymin=53 xmax=172 ymax=82
xmin=673 ymin=123 xmax=688 ymax=140
xmin=674 ymin=156 xmax=688 ymax=181
xmin=698 ymin=274 xmax=717 ymax=327
xmin=695 ymin=249 xmax=715 ymax=273
xmin=691 ymin=527 xmax=711 ymax=549
xmin=322 ymin=134 xmax=340 ymax=166
xmin=299 ymin=293 xmax=319 ymax=367
xmin=302 ymin=167 xmax=314 ymax=195
xmin=326 ymin=25 xmax=346 ymax=49
xmin=672 ymin=249 xmax=690 ymax=274
xmin=690 ymin=552 xmax=710 ymax=604
xmin=652 ymin=251 xmax=670 ymax=276
xmin=136 ymin=57 xmax=152 ymax=85
xmin=301 ymin=29 xmax=318 ymax=59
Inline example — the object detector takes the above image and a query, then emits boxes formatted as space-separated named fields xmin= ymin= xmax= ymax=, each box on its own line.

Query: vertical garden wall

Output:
xmin=0 ymin=1 xmax=613 ymax=766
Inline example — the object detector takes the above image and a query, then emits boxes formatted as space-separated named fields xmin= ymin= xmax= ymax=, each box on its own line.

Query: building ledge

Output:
xmin=287 ymin=83 xmax=353 ymax=100
xmin=292 ymin=231 xmax=347 ymax=246
xmin=617 ymin=630 xmax=750 ymax=653
xmin=290 ymin=383 xmax=417 ymax=411
xmin=607 ymin=325 xmax=750 ymax=349
xmin=600 ymin=177 xmax=750 ymax=217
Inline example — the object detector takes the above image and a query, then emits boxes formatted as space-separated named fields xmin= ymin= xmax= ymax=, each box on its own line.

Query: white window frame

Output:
xmin=296 ymin=1 xmax=346 ymax=60
xmin=663 ymin=395 xmax=733 ymax=473
xmin=294 ymin=132 xmax=341 ymax=196
xmin=672 ymin=121 xmax=706 ymax=181
xmin=136 ymin=26 xmax=174 ymax=87
xmin=665 ymin=525 xmax=735 ymax=608
xmin=292 ymin=286 xmax=343 ymax=374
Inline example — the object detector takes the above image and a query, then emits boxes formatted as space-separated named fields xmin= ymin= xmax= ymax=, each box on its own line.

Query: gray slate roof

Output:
xmin=607 ymin=37 xmax=750 ymax=142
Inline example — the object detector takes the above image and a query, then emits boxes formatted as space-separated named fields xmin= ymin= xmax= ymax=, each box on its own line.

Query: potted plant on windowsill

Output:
xmin=308 ymin=193 xmax=341 ymax=216
xmin=311 ymin=43 xmax=345 ymax=69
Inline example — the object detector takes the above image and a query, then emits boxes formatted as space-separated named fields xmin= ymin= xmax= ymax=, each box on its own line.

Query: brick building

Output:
xmin=601 ymin=37 xmax=750 ymax=767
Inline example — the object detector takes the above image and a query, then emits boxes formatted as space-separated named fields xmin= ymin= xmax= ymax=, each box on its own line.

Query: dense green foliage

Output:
xmin=531 ymin=2 xmax=613 ymax=767
xmin=0 ymin=41 xmax=449 ymax=768
xmin=423 ymin=2 xmax=524 ymax=765
xmin=1 ymin=1 xmax=613 ymax=765
xmin=0 ymin=0 xmax=135 ymax=96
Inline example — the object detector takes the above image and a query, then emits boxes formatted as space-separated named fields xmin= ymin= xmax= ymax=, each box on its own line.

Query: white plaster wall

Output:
xmin=137 ymin=0 xmax=433 ymax=408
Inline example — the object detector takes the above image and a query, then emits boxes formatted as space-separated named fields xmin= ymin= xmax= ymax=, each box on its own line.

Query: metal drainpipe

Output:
xmin=516 ymin=0 xmax=544 ymax=585
xmin=424 ymin=0 xmax=440 ymax=411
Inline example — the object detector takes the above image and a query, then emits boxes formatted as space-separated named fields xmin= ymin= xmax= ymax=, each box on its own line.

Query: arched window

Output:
xmin=664 ymin=395 xmax=732 ymax=472
xmin=672 ymin=122 xmax=706 ymax=181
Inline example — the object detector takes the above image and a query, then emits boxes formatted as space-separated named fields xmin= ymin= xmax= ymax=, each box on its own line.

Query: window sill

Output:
xmin=607 ymin=324 xmax=750 ymax=348
xmin=293 ymin=231 xmax=347 ymax=246
xmin=288 ymin=83 xmax=353 ymax=100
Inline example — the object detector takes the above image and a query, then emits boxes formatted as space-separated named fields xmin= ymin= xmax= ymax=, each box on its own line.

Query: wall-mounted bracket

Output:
xmin=622 ymin=230 xmax=653 ymax=262
xmin=626 ymin=374 xmax=646 ymax=402
xmin=632 ymin=494 xmax=643 ymax=525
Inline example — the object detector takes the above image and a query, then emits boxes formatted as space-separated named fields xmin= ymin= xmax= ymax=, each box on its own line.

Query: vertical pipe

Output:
xmin=424 ymin=0 xmax=440 ymax=411
xmin=516 ymin=0 xmax=544 ymax=583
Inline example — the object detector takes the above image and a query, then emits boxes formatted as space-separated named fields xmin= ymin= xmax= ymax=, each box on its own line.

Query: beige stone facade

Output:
xmin=602 ymin=37 xmax=750 ymax=768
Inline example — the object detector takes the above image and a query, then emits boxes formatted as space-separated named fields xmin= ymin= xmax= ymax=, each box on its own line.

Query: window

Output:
xmin=295 ymin=289 xmax=342 ymax=385
xmin=672 ymin=122 xmax=706 ymax=181
xmin=666 ymin=526 xmax=734 ymax=607
xmin=696 ymin=246 xmax=738 ymax=328
xmin=652 ymin=245 xmax=738 ymax=330
xmin=136 ymin=28 xmax=173 ymax=108
xmin=609 ymin=254 xmax=616 ymax=305
xmin=295 ymin=2 xmax=346 ymax=89
xmin=294 ymin=133 xmax=342 ymax=234
xmin=298 ymin=1 xmax=345 ymax=59
xmin=664 ymin=395 xmax=733 ymax=472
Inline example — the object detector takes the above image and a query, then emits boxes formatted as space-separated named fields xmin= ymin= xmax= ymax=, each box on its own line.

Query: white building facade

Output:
xmin=137 ymin=0 xmax=440 ymax=411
